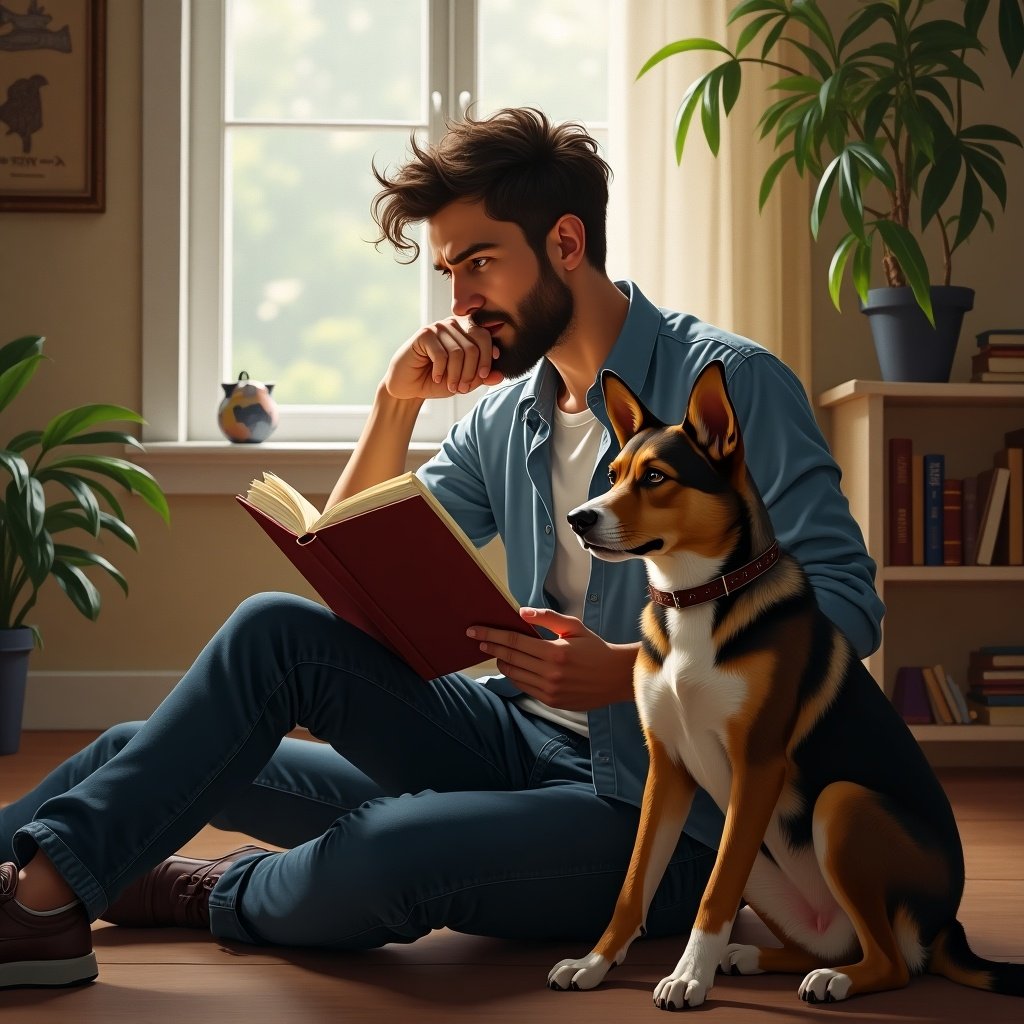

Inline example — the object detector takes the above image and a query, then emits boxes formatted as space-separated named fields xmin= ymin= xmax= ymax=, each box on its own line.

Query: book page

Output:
xmin=245 ymin=473 xmax=323 ymax=534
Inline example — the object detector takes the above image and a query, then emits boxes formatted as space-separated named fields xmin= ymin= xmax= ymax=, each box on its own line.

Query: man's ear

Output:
xmin=602 ymin=371 xmax=661 ymax=449
xmin=684 ymin=361 xmax=741 ymax=463
xmin=549 ymin=214 xmax=586 ymax=271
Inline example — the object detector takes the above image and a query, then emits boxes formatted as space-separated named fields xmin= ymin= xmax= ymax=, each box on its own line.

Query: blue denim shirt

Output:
xmin=417 ymin=280 xmax=883 ymax=849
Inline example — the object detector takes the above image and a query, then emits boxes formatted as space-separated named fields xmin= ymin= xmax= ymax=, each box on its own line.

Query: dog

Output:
xmin=547 ymin=362 xmax=1024 ymax=1009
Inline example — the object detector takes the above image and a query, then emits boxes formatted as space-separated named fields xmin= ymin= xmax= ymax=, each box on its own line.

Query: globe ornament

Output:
xmin=218 ymin=371 xmax=279 ymax=443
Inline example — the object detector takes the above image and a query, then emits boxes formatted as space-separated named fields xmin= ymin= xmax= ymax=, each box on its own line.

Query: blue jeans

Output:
xmin=2 ymin=593 xmax=714 ymax=949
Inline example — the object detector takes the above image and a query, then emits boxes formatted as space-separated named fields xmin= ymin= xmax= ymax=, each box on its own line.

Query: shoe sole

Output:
xmin=0 ymin=952 xmax=98 ymax=989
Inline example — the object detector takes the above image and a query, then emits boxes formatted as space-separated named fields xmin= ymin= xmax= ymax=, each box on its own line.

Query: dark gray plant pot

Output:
xmin=0 ymin=627 xmax=34 ymax=756
xmin=861 ymin=286 xmax=975 ymax=382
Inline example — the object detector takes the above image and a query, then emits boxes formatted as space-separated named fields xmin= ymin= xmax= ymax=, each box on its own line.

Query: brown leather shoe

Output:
xmin=101 ymin=846 xmax=268 ymax=929
xmin=0 ymin=862 xmax=97 ymax=989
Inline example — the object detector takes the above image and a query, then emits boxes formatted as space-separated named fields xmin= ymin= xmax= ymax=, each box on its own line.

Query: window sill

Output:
xmin=132 ymin=441 xmax=440 ymax=496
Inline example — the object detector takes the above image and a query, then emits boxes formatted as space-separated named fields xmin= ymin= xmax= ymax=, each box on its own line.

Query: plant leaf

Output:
xmin=874 ymin=219 xmax=934 ymax=323
xmin=0 ymin=354 xmax=46 ymax=417
xmin=953 ymin=168 xmax=984 ymax=250
xmin=41 ymin=456 xmax=170 ymax=523
xmin=735 ymin=12 xmax=777 ymax=55
xmin=0 ymin=335 xmax=44 ymax=375
xmin=827 ymin=232 xmax=858 ymax=310
xmin=852 ymin=235 xmax=873 ymax=305
xmin=759 ymin=150 xmax=794 ymax=210
xmin=53 ymin=544 xmax=129 ymax=596
xmin=811 ymin=154 xmax=841 ymax=238
xmin=637 ymin=38 xmax=732 ymax=79
xmin=36 ymin=469 xmax=101 ymax=535
xmin=52 ymin=561 xmax=102 ymax=620
xmin=5 ymin=430 xmax=42 ymax=454
xmin=965 ymin=146 xmax=1009 ymax=208
xmin=998 ymin=0 xmax=1024 ymax=72
xmin=838 ymin=150 xmax=865 ymax=239
xmin=672 ymin=76 xmax=707 ymax=163
xmin=701 ymin=68 xmax=723 ymax=156
xmin=958 ymin=123 xmax=1023 ymax=146
xmin=920 ymin=147 xmax=962 ymax=229
xmin=41 ymin=404 xmax=145 ymax=452
xmin=721 ymin=60 xmax=742 ymax=115
xmin=0 ymin=449 xmax=29 ymax=491
xmin=56 ymin=430 xmax=146 ymax=452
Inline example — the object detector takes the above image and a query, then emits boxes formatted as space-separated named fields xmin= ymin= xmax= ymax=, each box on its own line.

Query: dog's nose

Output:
xmin=566 ymin=508 xmax=599 ymax=536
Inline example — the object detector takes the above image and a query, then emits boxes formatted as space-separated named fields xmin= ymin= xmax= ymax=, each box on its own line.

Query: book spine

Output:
xmin=923 ymin=454 xmax=944 ymax=566
xmin=921 ymin=665 xmax=954 ymax=723
xmin=888 ymin=438 xmax=913 ymax=565
xmin=961 ymin=475 xmax=979 ymax=566
xmin=911 ymin=453 xmax=924 ymax=565
xmin=941 ymin=478 xmax=962 ymax=566
xmin=890 ymin=666 xmax=933 ymax=725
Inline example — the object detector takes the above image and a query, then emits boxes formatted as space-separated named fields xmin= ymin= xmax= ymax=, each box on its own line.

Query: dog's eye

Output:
xmin=644 ymin=469 xmax=665 ymax=485
xmin=607 ymin=468 xmax=617 ymax=485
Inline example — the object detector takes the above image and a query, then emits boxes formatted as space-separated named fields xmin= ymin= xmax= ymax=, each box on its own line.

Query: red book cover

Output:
xmin=961 ymin=475 xmax=979 ymax=566
xmin=236 ymin=479 xmax=538 ymax=680
xmin=888 ymin=437 xmax=913 ymax=565
xmin=942 ymin=478 xmax=962 ymax=566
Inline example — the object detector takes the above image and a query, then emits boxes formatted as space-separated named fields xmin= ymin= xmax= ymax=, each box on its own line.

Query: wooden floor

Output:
xmin=2 ymin=732 xmax=1022 ymax=1023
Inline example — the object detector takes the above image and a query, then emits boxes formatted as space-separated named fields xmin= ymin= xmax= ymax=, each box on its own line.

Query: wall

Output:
xmin=3 ymin=4 xmax=1022 ymax=726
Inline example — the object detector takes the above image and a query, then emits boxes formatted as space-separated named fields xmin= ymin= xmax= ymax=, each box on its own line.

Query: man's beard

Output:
xmin=472 ymin=257 xmax=574 ymax=380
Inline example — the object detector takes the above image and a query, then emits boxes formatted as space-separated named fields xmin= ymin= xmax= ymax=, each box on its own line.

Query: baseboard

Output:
xmin=23 ymin=671 xmax=182 ymax=729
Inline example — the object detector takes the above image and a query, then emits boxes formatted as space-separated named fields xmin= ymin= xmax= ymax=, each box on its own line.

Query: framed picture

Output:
xmin=0 ymin=0 xmax=106 ymax=212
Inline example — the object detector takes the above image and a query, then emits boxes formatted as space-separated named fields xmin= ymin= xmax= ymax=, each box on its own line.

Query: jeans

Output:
xmin=1 ymin=593 xmax=715 ymax=949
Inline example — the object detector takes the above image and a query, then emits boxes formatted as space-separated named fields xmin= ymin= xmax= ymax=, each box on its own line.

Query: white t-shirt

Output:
xmin=514 ymin=403 xmax=604 ymax=738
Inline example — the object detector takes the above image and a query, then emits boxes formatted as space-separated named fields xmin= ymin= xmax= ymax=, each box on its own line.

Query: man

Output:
xmin=0 ymin=108 xmax=883 ymax=988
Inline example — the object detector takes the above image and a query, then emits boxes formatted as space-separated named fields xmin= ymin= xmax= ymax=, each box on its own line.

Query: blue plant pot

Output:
xmin=861 ymin=286 xmax=975 ymax=382
xmin=0 ymin=628 xmax=34 ymax=756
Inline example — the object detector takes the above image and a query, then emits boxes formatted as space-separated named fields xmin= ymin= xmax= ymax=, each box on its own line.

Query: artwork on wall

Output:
xmin=0 ymin=0 xmax=105 ymax=212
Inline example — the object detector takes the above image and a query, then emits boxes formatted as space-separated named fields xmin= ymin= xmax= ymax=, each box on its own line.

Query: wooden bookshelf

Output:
xmin=818 ymin=380 xmax=1024 ymax=758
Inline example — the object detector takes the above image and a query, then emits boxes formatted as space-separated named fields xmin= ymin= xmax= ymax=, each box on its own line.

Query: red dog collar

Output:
xmin=647 ymin=541 xmax=781 ymax=609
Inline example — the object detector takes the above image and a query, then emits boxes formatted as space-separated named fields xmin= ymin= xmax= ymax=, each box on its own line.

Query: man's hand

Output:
xmin=468 ymin=608 xmax=638 ymax=711
xmin=384 ymin=318 xmax=504 ymax=401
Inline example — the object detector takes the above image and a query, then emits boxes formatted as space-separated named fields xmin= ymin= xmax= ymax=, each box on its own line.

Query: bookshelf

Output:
xmin=817 ymin=380 xmax=1024 ymax=760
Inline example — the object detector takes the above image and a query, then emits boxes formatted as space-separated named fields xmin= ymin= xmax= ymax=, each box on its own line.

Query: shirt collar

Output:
xmin=515 ymin=279 xmax=662 ymax=423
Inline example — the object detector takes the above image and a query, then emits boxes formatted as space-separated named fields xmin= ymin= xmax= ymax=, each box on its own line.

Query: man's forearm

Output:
xmin=327 ymin=383 xmax=424 ymax=508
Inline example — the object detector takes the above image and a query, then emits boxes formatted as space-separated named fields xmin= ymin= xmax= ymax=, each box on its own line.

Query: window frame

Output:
xmin=141 ymin=0 xmax=488 ymax=452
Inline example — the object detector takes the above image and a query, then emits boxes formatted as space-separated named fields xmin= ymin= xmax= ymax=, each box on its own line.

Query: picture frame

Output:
xmin=0 ymin=0 xmax=106 ymax=212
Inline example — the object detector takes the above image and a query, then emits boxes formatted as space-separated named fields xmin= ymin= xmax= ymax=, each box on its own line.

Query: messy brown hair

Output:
xmin=371 ymin=107 xmax=611 ymax=271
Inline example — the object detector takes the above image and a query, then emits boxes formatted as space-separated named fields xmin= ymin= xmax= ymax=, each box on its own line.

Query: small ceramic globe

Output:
xmin=218 ymin=371 xmax=279 ymax=443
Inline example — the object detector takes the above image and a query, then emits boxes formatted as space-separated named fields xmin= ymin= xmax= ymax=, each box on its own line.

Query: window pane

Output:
xmin=229 ymin=0 xmax=426 ymax=122
xmin=476 ymin=0 xmax=610 ymax=122
xmin=227 ymin=126 xmax=422 ymax=406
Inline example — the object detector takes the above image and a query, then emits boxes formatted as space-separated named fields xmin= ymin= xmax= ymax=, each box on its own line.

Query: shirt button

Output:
xmin=588 ymin=593 xmax=599 ymax=604
xmin=544 ymin=524 xmax=552 ymax=534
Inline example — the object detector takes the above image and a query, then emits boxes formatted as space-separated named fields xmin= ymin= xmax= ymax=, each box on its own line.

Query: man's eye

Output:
xmin=437 ymin=267 xmax=452 ymax=280
xmin=470 ymin=257 xmax=490 ymax=271
xmin=644 ymin=469 xmax=665 ymax=484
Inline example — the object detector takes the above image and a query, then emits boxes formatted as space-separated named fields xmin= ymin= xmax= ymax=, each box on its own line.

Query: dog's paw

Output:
xmin=547 ymin=952 xmax=613 ymax=992
xmin=653 ymin=970 xmax=710 ymax=1011
xmin=719 ymin=943 xmax=764 ymax=976
xmin=798 ymin=968 xmax=852 ymax=1003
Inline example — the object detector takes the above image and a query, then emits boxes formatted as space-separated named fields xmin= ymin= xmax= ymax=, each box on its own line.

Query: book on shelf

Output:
xmin=941 ymin=479 xmax=962 ymax=566
xmin=972 ymin=351 xmax=1024 ymax=375
xmin=970 ymin=646 xmax=1024 ymax=669
xmin=965 ymin=699 xmax=1024 ymax=726
xmin=236 ymin=471 xmax=538 ymax=680
xmin=976 ymin=329 xmax=1024 ymax=348
xmin=937 ymin=666 xmax=971 ymax=724
xmin=962 ymin=475 xmax=979 ymax=566
xmin=968 ymin=691 xmax=1024 ymax=706
xmin=974 ymin=466 xmax=1011 ymax=565
xmin=923 ymin=454 xmax=944 ymax=566
xmin=921 ymin=665 xmax=956 ymax=724
xmin=891 ymin=667 xmax=933 ymax=725
xmin=993 ymin=447 xmax=1023 ymax=565
xmin=911 ymin=453 xmax=925 ymax=565
xmin=888 ymin=437 xmax=913 ymax=565
xmin=972 ymin=371 xmax=1024 ymax=382
xmin=1006 ymin=427 xmax=1024 ymax=448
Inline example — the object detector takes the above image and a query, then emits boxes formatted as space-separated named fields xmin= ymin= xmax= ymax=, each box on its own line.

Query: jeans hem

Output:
xmin=13 ymin=822 xmax=108 ymax=921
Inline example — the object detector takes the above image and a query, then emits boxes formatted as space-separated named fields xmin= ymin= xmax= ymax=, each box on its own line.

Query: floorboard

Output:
xmin=2 ymin=732 xmax=1022 ymax=1023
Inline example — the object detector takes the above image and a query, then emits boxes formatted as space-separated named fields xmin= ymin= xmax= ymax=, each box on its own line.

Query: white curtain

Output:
xmin=607 ymin=0 xmax=812 ymax=387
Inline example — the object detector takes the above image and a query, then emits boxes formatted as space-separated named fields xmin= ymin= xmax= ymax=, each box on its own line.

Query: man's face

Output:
xmin=428 ymin=200 xmax=574 ymax=379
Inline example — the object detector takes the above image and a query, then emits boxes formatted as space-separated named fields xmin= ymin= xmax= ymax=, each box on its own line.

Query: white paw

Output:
xmin=653 ymin=970 xmax=710 ymax=1010
xmin=547 ymin=952 xmax=613 ymax=992
xmin=720 ymin=943 xmax=764 ymax=975
xmin=799 ymin=968 xmax=853 ymax=1003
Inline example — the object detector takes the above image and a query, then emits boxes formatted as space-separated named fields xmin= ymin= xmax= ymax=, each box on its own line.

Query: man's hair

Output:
xmin=371 ymin=107 xmax=611 ymax=271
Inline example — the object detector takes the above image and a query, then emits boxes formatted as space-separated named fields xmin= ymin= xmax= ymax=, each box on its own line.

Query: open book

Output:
xmin=237 ymin=471 xmax=537 ymax=679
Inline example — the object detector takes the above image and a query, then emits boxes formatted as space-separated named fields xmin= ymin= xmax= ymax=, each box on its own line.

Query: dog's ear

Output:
xmin=684 ymin=361 xmax=741 ymax=464
xmin=601 ymin=370 xmax=661 ymax=449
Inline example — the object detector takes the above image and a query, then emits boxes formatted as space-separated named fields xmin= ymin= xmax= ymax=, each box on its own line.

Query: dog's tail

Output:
xmin=928 ymin=920 xmax=1024 ymax=996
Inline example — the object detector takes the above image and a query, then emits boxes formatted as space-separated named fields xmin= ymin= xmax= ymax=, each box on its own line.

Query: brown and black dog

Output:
xmin=548 ymin=362 xmax=1023 ymax=1009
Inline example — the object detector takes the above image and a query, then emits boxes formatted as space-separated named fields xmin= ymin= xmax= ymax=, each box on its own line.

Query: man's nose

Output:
xmin=450 ymin=279 xmax=483 ymax=318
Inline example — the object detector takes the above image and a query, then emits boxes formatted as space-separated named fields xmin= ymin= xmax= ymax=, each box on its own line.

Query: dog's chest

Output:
xmin=636 ymin=611 xmax=747 ymax=808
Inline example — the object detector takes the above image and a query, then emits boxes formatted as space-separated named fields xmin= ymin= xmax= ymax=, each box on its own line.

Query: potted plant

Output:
xmin=639 ymin=0 xmax=1023 ymax=381
xmin=0 ymin=335 xmax=170 ymax=754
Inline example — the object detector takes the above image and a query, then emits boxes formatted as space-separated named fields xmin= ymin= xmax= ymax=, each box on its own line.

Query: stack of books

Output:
xmin=966 ymin=646 xmax=1024 ymax=725
xmin=891 ymin=664 xmax=974 ymax=725
xmin=887 ymin=429 xmax=1023 ymax=566
xmin=971 ymin=329 xmax=1024 ymax=383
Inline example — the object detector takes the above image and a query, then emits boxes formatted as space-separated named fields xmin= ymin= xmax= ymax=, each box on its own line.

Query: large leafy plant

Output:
xmin=0 ymin=335 xmax=170 ymax=646
xmin=639 ymin=0 xmax=1024 ymax=323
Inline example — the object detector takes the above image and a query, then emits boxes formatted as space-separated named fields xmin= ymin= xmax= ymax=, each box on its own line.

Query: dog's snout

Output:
xmin=567 ymin=508 xmax=599 ymax=536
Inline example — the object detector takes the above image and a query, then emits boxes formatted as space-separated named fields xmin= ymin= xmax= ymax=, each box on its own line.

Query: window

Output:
xmin=142 ymin=0 xmax=611 ymax=446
